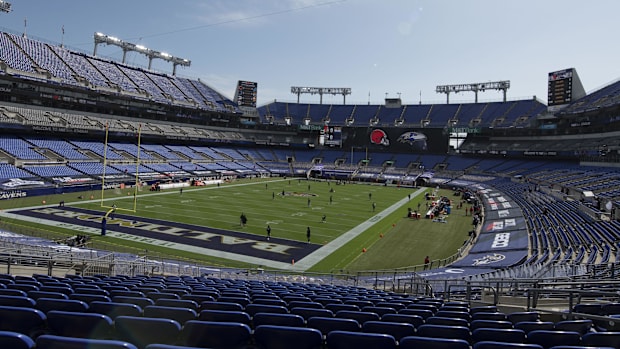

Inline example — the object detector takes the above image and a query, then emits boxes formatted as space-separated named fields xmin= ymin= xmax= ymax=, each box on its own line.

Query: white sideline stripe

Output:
xmin=288 ymin=187 xmax=427 ymax=271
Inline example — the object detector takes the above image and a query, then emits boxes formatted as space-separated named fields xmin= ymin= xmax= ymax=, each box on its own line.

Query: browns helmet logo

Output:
xmin=370 ymin=129 xmax=390 ymax=146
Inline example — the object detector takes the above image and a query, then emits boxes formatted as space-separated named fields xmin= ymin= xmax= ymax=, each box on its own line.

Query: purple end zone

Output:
xmin=11 ymin=206 xmax=320 ymax=263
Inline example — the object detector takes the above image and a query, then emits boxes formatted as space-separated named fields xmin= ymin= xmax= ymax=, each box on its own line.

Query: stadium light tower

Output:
xmin=291 ymin=86 xmax=352 ymax=104
xmin=436 ymin=80 xmax=510 ymax=103
xmin=0 ymin=0 xmax=12 ymax=13
xmin=93 ymin=32 xmax=191 ymax=75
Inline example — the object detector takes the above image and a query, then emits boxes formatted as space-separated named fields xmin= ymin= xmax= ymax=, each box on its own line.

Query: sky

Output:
xmin=1 ymin=0 xmax=619 ymax=107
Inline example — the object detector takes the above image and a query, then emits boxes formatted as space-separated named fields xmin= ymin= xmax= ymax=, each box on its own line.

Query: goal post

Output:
xmin=100 ymin=122 xmax=141 ymax=213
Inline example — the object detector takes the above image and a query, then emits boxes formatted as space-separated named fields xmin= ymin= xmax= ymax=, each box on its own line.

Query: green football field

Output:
xmin=0 ymin=177 xmax=474 ymax=273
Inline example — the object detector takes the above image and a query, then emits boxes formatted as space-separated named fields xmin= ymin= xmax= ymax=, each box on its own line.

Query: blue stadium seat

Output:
xmin=0 ymin=295 xmax=36 ymax=307
xmin=400 ymin=336 xmax=471 ymax=349
xmin=36 ymin=334 xmax=137 ymax=349
xmin=381 ymin=313 xmax=424 ymax=328
xmin=179 ymin=320 xmax=252 ymax=348
xmin=255 ymin=325 xmax=323 ymax=349
xmin=253 ymin=312 xmax=305 ymax=327
xmin=146 ymin=346 xmax=204 ymax=349
xmin=245 ymin=304 xmax=289 ymax=316
xmin=361 ymin=320 xmax=415 ymax=342
xmin=527 ymin=330 xmax=582 ymax=349
xmin=306 ymin=316 xmax=361 ymax=337
xmin=472 ymin=312 xmax=508 ymax=321
xmin=426 ymin=316 xmax=470 ymax=327
xmin=325 ymin=303 xmax=360 ymax=313
xmin=0 ymin=305 xmax=46 ymax=337
xmin=27 ymin=291 xmax=68 ymax=301
xmin=470 ymin=319 xmax=514 ymax=330
xmin=35 ymin=298 xmax=88 ymax=313
xmin=515 ymin=321 xmax=555 ymax=333
xmin=69 ymin=293 xmax=112 ymax=304
xmin=46 ymin=310 xmax=113 ymax=339
xmin=180 ymin=294 xmax=215 ymax=304
xmin=114 ymin=316 xmax=181 ymax=349
xmin=88 ymin=301 xmax=143 ymax=319
xmin=472 ymin=328 xmax=527 ymax=344
xmin=471 ymin=306 xmax=499 ymax=314
xmin=288 ymin=300 xmax=324 ymax=309
xmin=554 ymin=319 xmax=593 ymax=335
xmin=362 ymin=306 xmax=398 ymax=317
xmin=290 ymin=307 xmax=334 ymax=320
xmin=0 ymin=330 xmax=35 ymax=349
xmin=200 ymin=301 xmax=244 ymax=312
xmin=335 ymin=310 xmax=380 ymax=324
xmin=416 ymin=324 xmax=471 ymax=342
xmin=142 ymin=305 xmax=197 ymax=324
xmin=474 ymin=341 xmax=544 ymax=349
xmin=582 ymin=332 xmax=620 ymax=349
xmin=435 ymin=310 xmax=471 ymax=322
xmin=399 ymin=308 xmax=434 ymax=319
xmin=112 ymin=296 xmax=154 ymax=309
xmin=507 ymin=312 xmax=541 ymax=324
xmin=326 ymin=330 xmax=397 ymax=349
xmin=198 ymin=309 xmax=252 ymax=326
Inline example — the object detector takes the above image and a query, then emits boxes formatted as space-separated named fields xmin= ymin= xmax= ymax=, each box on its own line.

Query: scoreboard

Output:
xmin=320 ymin=125 xmax=342 ymax=147
xmin=234 ymin=80 xmax=257 ymax=108
xmin=547 ymin=68 xmax=573 ymax=107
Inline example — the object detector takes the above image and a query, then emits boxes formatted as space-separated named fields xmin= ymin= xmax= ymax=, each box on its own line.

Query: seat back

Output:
xmin=112 ymin=296 xmax=154 ymax=309
xmin=515 ymin=321 xmax=555 ymax=333
xmin=290 ymin=307 xmax=334 ymax=320
xmin=306 ymin=316 xmax=361 ymax=337
xmin=143 ymin=305 xmax=197 ymax=324
xmin=0 ymin=305 xmax=46 ymax=336
xmin=508 ymin=312 xmax=541 ymax=324
xmin=335 ymin=310 xmax=380 ymax=324
xmin=198 ymin=309 xmax=251 ymax=326
xmin=554 ymin=319 xmax=593 ymax=335
xmin=27 ymin=291 xmax=68 ymax=301
xmin=527 ymin=330 xmax=581 ymax=349
xmin=473 ymin=341 xmax=543 ymax=349
xmin=69 ymin=293 xmax=112 ymax=304
xmin=35 ymin=298 xmax=88 ymax=314
xmin=200 ymin=301 xmax=244 ymax=312
xmin=46 ymin=310 xmax=113 ymax=339
xmin=582 ymin=332 xmax=620 ymax=349
xmin=470 ymin=319 xmax=514 ymax=330
xmin=154 ymin=299 xmax=198 ymax=311
xmin=400 ymin=336 xmax=470 ymax=349
xmin=245 ymin=303 xmax=288 ymax=316
xmin=0 ymin=330 xmax=35 ymax=349
xmin=362 ymin=321 xmax=415 ymax=342
xmin=114 ymin=316 xmax=181 ymax=349
xmin=472 ymin=312 xmax=508 ymax=321
xmin=254 ymin=325 xmax=323 ymax=349
xmin=326 ymin=330 xmax=397 ymax=349
xmin=36 ymin=334 xmax=137 ymax=349
xmin=416 ymin=324 xmax=471 ymax=342
xmin=381 ymin=314 xmax=424 ymax=328
xmin=180 ymin=320 xmax=252 ymax=348
xmin=398 ymin=308 xmax=434 ymax=319
xmin=472 ymin=328 xmax=527 ymax=344
xmin=88 ymin=301 xmax=143 ymax=319
xmin=0 ymin=295 xmax=35 ymax=308
xmin=426 ymin=316 xmax=469 ymax=327
xmin=253 ymin=312 xmax=305 ymax=327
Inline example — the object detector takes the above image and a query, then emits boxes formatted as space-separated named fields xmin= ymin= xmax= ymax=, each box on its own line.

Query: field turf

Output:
xmin=0 ymin=178 xmax=474 ymax=273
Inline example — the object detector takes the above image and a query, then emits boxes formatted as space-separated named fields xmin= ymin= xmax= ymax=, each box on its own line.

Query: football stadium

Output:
xmin=0 ymin=1 xmax=620 ymax=348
